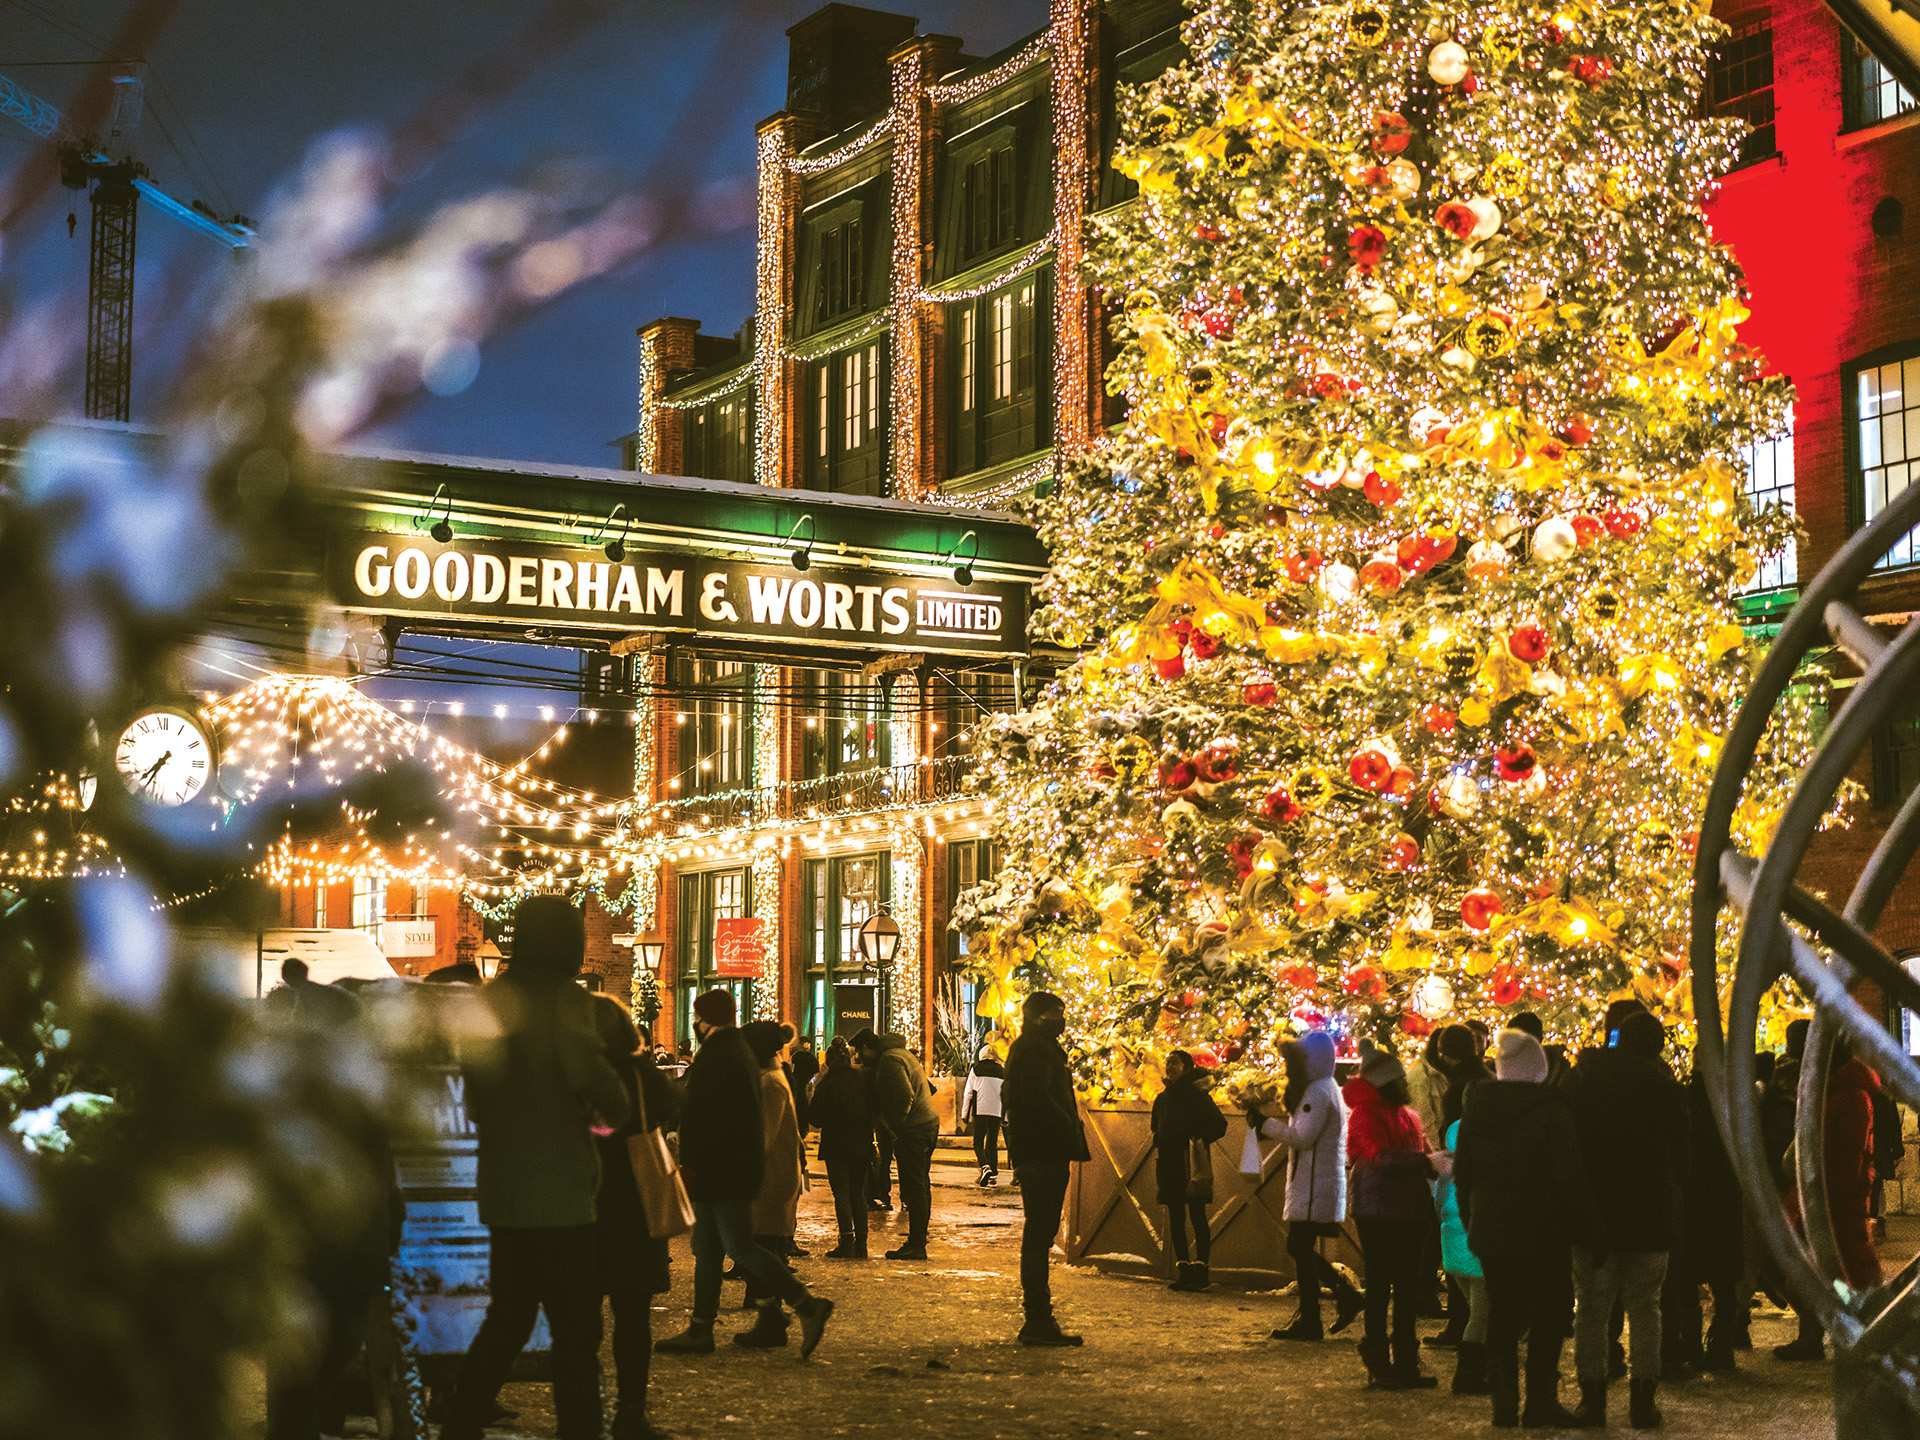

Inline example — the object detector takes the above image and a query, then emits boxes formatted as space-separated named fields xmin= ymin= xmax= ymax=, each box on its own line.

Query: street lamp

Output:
xmin=856 ymin=909 xmax=901 ymax=969
xmin=636 ymin=939 xmax=664 ymax=973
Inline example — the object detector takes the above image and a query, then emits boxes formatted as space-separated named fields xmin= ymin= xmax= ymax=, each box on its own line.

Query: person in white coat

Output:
xmin=1248 ymin=1029 xmax=1363 ymax=1340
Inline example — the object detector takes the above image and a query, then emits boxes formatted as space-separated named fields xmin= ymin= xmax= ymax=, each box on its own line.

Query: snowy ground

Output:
xmin=466 ymin=1181 xmax=1873 ymax=1440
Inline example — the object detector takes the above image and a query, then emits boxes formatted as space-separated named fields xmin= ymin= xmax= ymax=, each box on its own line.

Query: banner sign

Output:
xmin=379 ymin=917 xmax=437 ymax=959
xmin=332 ymin=533 xmax=1028 ymax=657
xmin=713 ymin=916 xmax=767 ymax=978
xmin=833 ymin=983 xmax=878 ymax=1040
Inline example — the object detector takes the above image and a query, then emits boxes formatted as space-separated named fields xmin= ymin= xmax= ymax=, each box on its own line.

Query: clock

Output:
xmin=114 ymin=707 xmax=216 ymax=807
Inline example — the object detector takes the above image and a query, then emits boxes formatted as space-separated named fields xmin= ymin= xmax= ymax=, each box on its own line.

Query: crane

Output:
xmin=0 ymin=64 xmax=253 ymax=422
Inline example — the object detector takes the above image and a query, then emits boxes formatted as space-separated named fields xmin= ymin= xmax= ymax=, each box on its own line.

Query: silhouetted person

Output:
xmin=852 ymin=1029 xmax=938 ymax=1261
xmin=1151 ymin=1049 xmax=1227 ymax=1293
xmin=810 ymin=1037 xmax=874 ymax=1258
xmin=1003 ymin=991 xmax=1088 ymax=1345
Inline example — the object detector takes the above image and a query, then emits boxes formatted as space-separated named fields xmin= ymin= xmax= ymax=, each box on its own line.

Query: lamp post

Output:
xmin=856 ymin=908 xmax=901 ymax=970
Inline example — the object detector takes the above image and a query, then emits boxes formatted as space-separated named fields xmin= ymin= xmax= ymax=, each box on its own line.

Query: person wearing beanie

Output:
xmin=656 ymin=990 xmax=834 ymax=1360
xmin=441 ymin=896 xmax=631 ymax=1440
xmin=1343 ymin=1048 xmax=1440 ymax=1389
xmin=734 ymin=1022 xmax=807 ymax=1350
xmin=1249 ymin=1030 xmax=1363 ymax=1342
xmin=1567 ymin=1009 xmax=1690 ymax=1428
xmin=851 ymin=1028 xmax=940 ymax=1261
xmin=1455 ymin=1027 xmax=1593 ymax=1428
xmin=1150 ymin=1049 xmax=1229 ymax=1293
xmin=1002 ymin=991 xmax=1090 ymax=1346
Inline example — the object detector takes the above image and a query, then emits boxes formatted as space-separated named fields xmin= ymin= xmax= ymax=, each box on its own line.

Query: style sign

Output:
xmin=331 ymin=533 xmax=1028 ymax=657
xmin=379 ymin=918 xmax=437 ymax=959
xmin=713 ymin=916 xmax=767 ymax=978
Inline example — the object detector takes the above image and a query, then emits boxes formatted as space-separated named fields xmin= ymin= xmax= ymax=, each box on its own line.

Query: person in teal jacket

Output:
xmin=1434 ymin=1118 xmax=1490 ymax=1397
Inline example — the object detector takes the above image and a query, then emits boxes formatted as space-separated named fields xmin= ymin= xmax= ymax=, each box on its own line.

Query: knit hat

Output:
xmin=692 ymin=987 xmax=736 ymax=1027
xmin=1359 ymin=1050 xmax=1406 ymax=1090
xmin=1493 ymin=1028 xmax=1550 ymax=1084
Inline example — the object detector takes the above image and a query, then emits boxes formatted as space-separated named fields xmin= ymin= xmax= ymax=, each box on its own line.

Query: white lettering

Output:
xmin=474 ymin=554 xmax=506 ymax=604
xmin=699 ymin=573 xmax=737 ymax=622
xmin=432 ymin=550 xmax=470 ymax=602
xmin=788 ymin=579 xmax=822 ymax=628
xmin=578 ymin=561 xmax=610 ymax=612
xmin=746 ymin=575 xmax=794 ymax=625
xmin=855 ymin=584 xmax=883 ymax=632
xmin=880 ymin=588 xmax=911 ymax=635
xmin=646 ymin=569 xmax=684 ymax=617
xmin=612 ymin=566 xmax=643 ymax=613
xmin=394 ymin=548 xmax=429 ymax=599
xmin=508 ymin=556 xmax=538 ymax=606
xmin=823 ymin=582 xmax=855 ymax=631
xmin=355 ymin=545 xmax=392 ymax=597
xmin=540 ymin=558 xmax=573 ymax=610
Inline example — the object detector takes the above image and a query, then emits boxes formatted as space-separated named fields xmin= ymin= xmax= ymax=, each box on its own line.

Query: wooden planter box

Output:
xmin=1063 ymin=1103 xmax=1361 ymax=1290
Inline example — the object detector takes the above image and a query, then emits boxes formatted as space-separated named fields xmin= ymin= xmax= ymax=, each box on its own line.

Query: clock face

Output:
xmin=115 ymin=709 xmax=215 ymax=807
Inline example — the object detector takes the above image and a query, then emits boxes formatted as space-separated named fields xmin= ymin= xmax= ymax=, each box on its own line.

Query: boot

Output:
xmin=1574 ymin=1376 xmax=1607 ymax=1428
xmin=796 ymin=1295 xmax=835 ymax=1360
xmin=654 ymin=1319 xmax=715 ymax=1355
xmin=1331 ymin=1280 xmax=1364 ymax=1335
xmin=853 ymin=1233 xmax=869 ymax=1259
xmin=825 ymin=1230 xmax=856 ymax=1260
xmin=1360 ymin=1337 xmax=1396 ymax=1389
xmin=1521 ymin=1338 xmax=1584 ymax=1429
xmin=1268 ymin=1310 xmax=1323 ymax=1342
xmin=1018 ymin=1314 xmax=1084 ymax=1347
xmin=1629 ymin=1379 xmax=1662 ymax=1430
xmin=1699 ymin=1339 xmax=1737 ymax=1374
xmin=1489 ymin=1347 xmax=1522 ymax=1429
xmin=1452 ymin=1341 xmax=1492 ymax=1396
xmin=1169 ymin=1261 xmax=1196 ymax=1292
xmin=731 ymin=1303 xmax=789 ymax=1349
xmin=1188 ymin=1261 xmax=1211 ymax=1292
xmin=612 ymin=1403 xmax=677 ymax=1440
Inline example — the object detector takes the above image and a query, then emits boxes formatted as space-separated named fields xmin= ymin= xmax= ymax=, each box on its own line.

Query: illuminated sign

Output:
xmin=331 ymin=533 xmax=1027 ymax=656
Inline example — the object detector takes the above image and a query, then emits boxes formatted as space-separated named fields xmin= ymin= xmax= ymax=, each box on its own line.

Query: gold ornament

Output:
xmin=1581 ymin=586 xmax=1625 ymax=625
xmin=1483 ymin=152 xmax=1528 ymax=200
xmin=1465 ymin=311 xmax=1516 ymax=358
xmin=1290 ymin=765 xmax=1335 ymax=808
xmin=1482 ymin=22 xmax=1524 ymax=66
xmin=1141 ymin=104 xmax=1183 ymax=148
xmin=1349 ymin=3 xmax=1391 ymax=46
xmin=1600 ymin=167 xmax=1640 ymax=210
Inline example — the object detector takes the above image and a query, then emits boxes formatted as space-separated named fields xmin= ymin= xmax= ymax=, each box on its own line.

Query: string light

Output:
xmin=786 ymin=113 xmax=895 ymax=175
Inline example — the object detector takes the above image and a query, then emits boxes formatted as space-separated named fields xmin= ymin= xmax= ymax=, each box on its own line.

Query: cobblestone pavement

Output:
xmin=474 ymin=1182 xmax=1857 ymax=1440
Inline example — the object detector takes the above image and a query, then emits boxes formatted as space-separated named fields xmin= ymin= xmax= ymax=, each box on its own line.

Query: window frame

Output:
xmin=943 ymin=838 xmax=1001 ymax=1047
xmin=806 ymin=338 xmax=889 ymax=495
xmin=675 ymin=655 xmax=753 ymax=796
xmin=946 ymin=267 xmax=1052 ymax=478
xmin=682 ymin=385 xmax=755 ymax=483
xmin=1706 ymin=15 xmax=1779 ymax=167
xmin=1845 ymin=341 xmax=1920 ymax=574
xmin=1841 ymin=30 xmax=1919 ymax=131
xmin=1739 ymin=406 xmax=1798 ymax=596
xmin=800 ymin=669 xmax=892 ymax=780
xmin=351 ymin=875 xmax=385 ymax=936
xmin=677 ymin=866 xmax=753 ymax=1046
xmin=800 ymin=851 xmax=891 ymax=1046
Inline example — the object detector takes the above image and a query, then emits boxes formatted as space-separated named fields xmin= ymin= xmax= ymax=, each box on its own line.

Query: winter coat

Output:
xmin=1004 ymin=1029 xmax=1089 ymax=1167
xmin=963 ymin=1056 xmax=1006 ymax=1121
xmin=1822 ymin=1057 xmax=1882 ymax=1289
xmin=678 ymin=1025 xmax=765 ymax=1204
xmin=1566 ymin=1044 xmax=1690 ymax=1252
xmin=1760 ymin=1054 xmax=1802 ymax=1187
xmin=1345 ymin=1077 xmax=1432 ymax=1221
xmin=808 ymin=1062 xmax=874 ymax=1166
xmin=789 ymin=1045 xmax=819 ymax=1134
xmin=1150 ymin=1073 xmax=1229 ymax=1205
xmin=594 ymin=1057 xmax=679 ymax=1295
xmin=1454 ymin=1078 xmax=1592 ymax=1262
xmin=1433 ymin=1120 xmax=1481 ymax=1279
xmin=1257 ymin=1030 xmax=1348 ymax=1224
xmin=1442 ymin=1055 xmax=1491 ymax=1132
xmin=868 ymin=1033 xmax=939 ymax=1139
xmin=463 ymin=969 xmax=631 ymax=1228
xmin=1405 ymin=1054 xmax=1449 ymax=1155
xmin=751 ymin=1066 xmax=805 ymax=1237
xmin=1681 ymin=1073 xmax=1744 ymax=1273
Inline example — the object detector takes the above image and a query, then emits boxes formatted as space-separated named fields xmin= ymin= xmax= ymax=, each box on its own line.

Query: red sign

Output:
xmin=713 ymin=917 xmax=766 ymax=978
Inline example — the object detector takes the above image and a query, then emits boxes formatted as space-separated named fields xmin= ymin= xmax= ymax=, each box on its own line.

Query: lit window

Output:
xmin=351 ymin=876 xmax=385 ymax=934
xmin=1856 ymin=350 xmax=1920 ymax=571
xmin=1845 ymin=34 xmax=1918 ymax=129
xmin=313 ymin=884 xmax=328 ymax=928
xmin=843 ymin=347 xmax=865 ymax=452
xmin=1741 ymin=408 xmax=1796 ymax=592
xmin=1707 ymin=18 xmax=1776 ymax=165
xmin=959 ymin=307 xmax=976 ymax=414
xmin=816 ymin=364 xmax=829 ymax=460
xmin=992 ymin=292 xmax=1015 ymax=401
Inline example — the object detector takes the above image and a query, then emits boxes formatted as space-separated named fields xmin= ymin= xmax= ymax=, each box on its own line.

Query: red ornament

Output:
xmin=1227 ymin=832 xmax=1261 ymax=878
xmin=1191 ymin=1045 xmax=1222 ymax=1069
xmin=1202 ymin=308 xmax=1236 ymax=339
xmin=1208 ymin=412 xmax=1232 ymax=445
xmin=1397 ymin=531 xmax=1457 ymax=574
xmin=1169 ymin=617 xmax=1195 ymax=643
xmin=1489 ymin=964 xmax=1525 ymax=1007
xmin=1284 ymin=550 xmax=1324 ymax=583
xmin=1260 ymin=787 xmax=1304 ymax=823
xmin=1461 ymin=887 xmax=1505 ymax=931
xmin=1363 ymin=471 xmax=1402 ymax=507
xmin=1180 ymin=988 xmax=1203 ymax=1010
xmin=1190 ymin=630 xmax=1222 ymax=660
xmin=1347 ymin=223 xmax=1389 ymax=271
xmin=1571 ymin=513 xmax=1604 ymax=546
xmin=1435 ymin=201 xmax=1479 ymax=241
xmin=1460 ymin=71 xmax=1481 ymax=93
xmin=1388 ymin=765 xmax=1416 ymax=798
xmin=1370 ymin=110 xmax=1413 ymax=156
xmin=1401 ymin=1011 xmax=1434 ymax=1039
xmin=1423 ymin=704 xmax=1458 ymax=734
xmin=1155 ymin=653 xmax=1186 ymax=681
xmin=1359 ymin=558 xmax=1404 ymax=593
xmin=1195 ymin=744 xmax=1239 ymax=783
xmin=1342 ymin=966 xmax=1387 ymax=999
xmin=1089 ymin=760 xmax=1117 ymax=780
xmin=1349 ymin=744 xmax=1397 ymax=792
xmin=1282 ymin=964 xmax=1318 ymax=989
xmin=1161 ymin=759 xmax=1198 ymax=790
xmin=1568 ymin=53 xmax=1612 ymax=86
xmin=1195 ymin=221 xmax=1226 ymax=242
xmin=1242 ymin=680 xmax=1278 ymax=708
xmin=1507 ymin=624 xmax=1552 ymax=662
xmin=1602 ymin=506 xmax=1643 ymax=537
xmin=1208 ymin=523 xmax=1227 ymax=540
xmin=1495 ymin=744 xmax=1538 ymax=782
xmin=1561 ymin=414 xmax=1595 ymax=445
xmin=1385 ymin=832 xmax=1421 ymax=870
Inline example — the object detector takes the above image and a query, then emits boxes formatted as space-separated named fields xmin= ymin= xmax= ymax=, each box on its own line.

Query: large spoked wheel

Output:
xmin=1689 ymin=479 xmax=1920 ymax=1433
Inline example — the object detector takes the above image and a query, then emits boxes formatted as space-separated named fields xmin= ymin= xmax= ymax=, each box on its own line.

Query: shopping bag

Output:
xmin=1238 ymin=1126 xmax=1265 ymax=1179
xmin=626 ymin=1069 xmax=694 ymax=1239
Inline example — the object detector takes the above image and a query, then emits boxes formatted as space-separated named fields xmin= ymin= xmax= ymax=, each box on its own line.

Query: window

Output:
xmin=801 ymin=852 xmax=889 ymax=1046
xmin=1708 ymin=18 xmax=1776 ymax=165
xmin=675 ymin=657 xmax=751 ymax=795
xmin=677 ymin=868 xmax=752 ymax=1046
xmin=806 ymin=340 xmax=887 ymax=494
xmin=800 ymin=670 xmax=891 ymax=779
xmin=948 ymin=270 xmax=1050 ymax=477
xmin=1873 ymin=695 xmax=1920 ymax=808
xmin=961 ymin=144 xmax=1017 ymax=261
xmin=935 ymin=668 xmax=1017 ymax=756
xmin=351 ymin=876 xmax=385 ymax=935
xmin=683 ymin=388 xmax=754 ymax=482
xmin=1844 ymin=33 xmax=1918 ymax=129
xmin=1853 ymin=348 xmax=1920 ymax=571
xmin=812 ymin=217 xmax=865 ymax=325
xmin=312 ymin=884 xmax=328 ymax=928
xmin=1741 ymin=410 xmax=1797 ymax=592
xmin=944 ymin=839 xmax=1001 ymax=1044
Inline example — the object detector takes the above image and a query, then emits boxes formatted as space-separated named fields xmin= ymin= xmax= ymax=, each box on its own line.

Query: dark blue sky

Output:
xmin=2 ymin=0 xmax=1045 ymax=466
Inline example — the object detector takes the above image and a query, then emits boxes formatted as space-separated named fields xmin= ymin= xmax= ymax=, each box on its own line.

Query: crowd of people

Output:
xmin=260 ymin=903 xmax=1904 ymax=1440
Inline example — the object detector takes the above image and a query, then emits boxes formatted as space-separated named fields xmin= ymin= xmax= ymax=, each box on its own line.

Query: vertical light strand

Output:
xmin=634 ymin=332 xmax=659 ymax=474
xmin=1048 ymin=0 xmax=1094 ymax=456
xmin=887 ymin=40 xmax=928 ymax=500
xmin=751 ymin=664 xmax=783 ymax=1018
xmin=888 ymin=675 xmax=924 ymax=1045
xmin=753 ymin=119 xmax=794 ymax=487
xmin=626 ymin=654 xmax=660 ymax=935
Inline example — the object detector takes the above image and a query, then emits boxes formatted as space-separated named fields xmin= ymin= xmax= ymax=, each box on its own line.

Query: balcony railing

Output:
xmin=653 ymin=752 xmax=978 ymax=832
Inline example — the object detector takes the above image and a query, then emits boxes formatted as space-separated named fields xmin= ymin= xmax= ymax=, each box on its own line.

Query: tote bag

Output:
xmin=625 ymin=1068 xmax=694 ymax=1240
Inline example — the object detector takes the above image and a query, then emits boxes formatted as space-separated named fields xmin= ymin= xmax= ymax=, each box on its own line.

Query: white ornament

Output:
xmin=1465 ymin=196 xmax=1503 ymax=240
xmin=1385 ymin=158 xmax=1422 ymax=199
xmin=1414 ymin=973 xmax=1457 ymax=1019
xmin=1408 ymin=405 xmax=1452 ymax=443
xmin=1440 ymin=346 xmax=1478 ymax=373
xmin=1490 ymin=510 xmax=1529 ymax=542
xmin=1466 ymin=538 xmax=1510 ymax=577
xmin=1317 ymin=561 xmax=1359 ymax=604
xmin=1531 ymin=516 xmax=1580 ymax=563
xmin=1438 ymin=773 xmax=1481 ymax=818
xmin=1518 ymin=765 xmax=1551 ymax=799
xmin=1428 ymin=40 xmax=1470 ymax=85
xmin=1161 ymin=797 xmax=1201 ymax=830
xmin=1357 ymin=287 xmax=1400 ymax=332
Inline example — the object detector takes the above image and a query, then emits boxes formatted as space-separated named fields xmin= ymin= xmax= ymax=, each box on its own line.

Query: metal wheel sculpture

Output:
xmin=1690 ymin=478 xmax=1920 ymax=1436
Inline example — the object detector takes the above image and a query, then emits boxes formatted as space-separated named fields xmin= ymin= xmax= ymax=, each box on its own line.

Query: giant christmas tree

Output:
xmin=961 ymin=0 xmax=1826 ymax=1098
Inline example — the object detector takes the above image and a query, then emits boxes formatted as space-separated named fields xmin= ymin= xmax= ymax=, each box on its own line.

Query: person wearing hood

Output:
xmin=852 ymin=1029 xmax=940 ymax=1261
xmin=1002 ymin=991 xmax=1090 ymax=1346
xmin=1150 ymin=1050 xmax=1229 ymax=1293
xmin=963 ymin=1047 xmax=1008 ymax=1187
xmin=1667 ymin=1070 xmax=1744 ymax=1376
xmin=734 ymin=1021 xmax=807 ymax=1349
xmin=1248 ymin=1030 xmax=1363 ymax=1341
xmin=808 ymin=1037 xmax=875 ymax=1259
xmin=1434 ymin=1111 xmax=1490 ymax=1396
xmin=1440 ymin=1022 xmax=1492 ymax=1133
xmin=1566 ymin=1006 xmax=1689 ymax=1429
xmin=1455 ymin=1028 xmax=1592 ymax=1429
xmin=1345 ymin=1050 xmax=1440 ymax=1390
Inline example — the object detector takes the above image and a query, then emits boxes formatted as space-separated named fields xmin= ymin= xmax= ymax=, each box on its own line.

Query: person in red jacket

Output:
xmin=1345 ymin=1049 xmax=1439 ymax=1390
